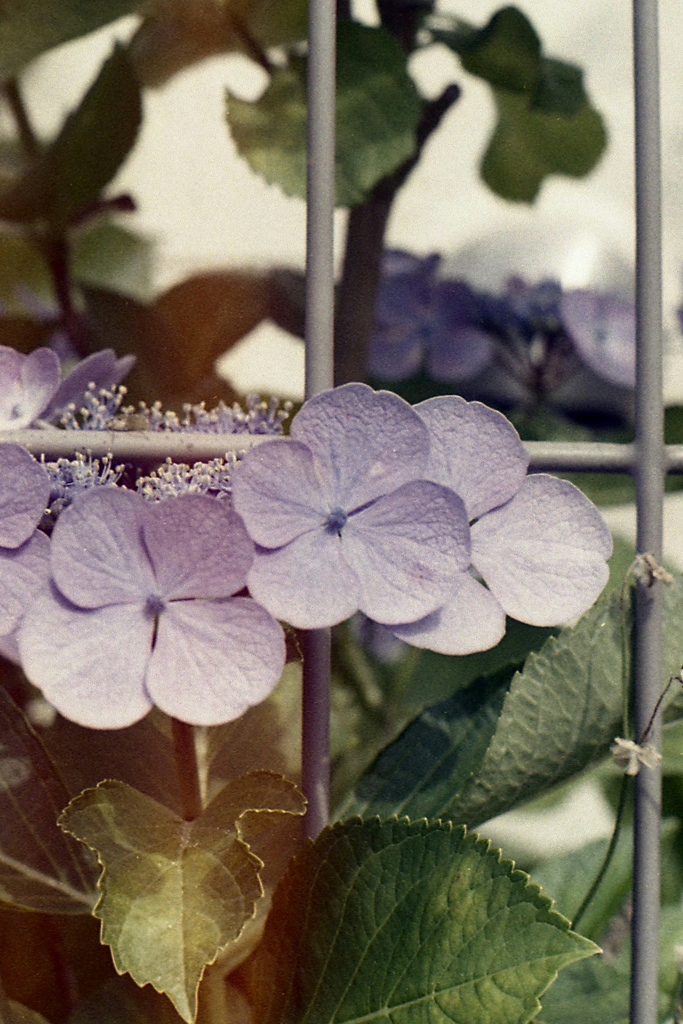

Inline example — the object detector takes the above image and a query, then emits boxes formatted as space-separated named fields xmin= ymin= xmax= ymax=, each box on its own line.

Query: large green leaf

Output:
xmin=226 ymin=22 xmax=421 ymax=207
xmin=481 ymin=88 xmax=607 ymax=202
xmin=0 ymin=687 xmax=97 ymax=914
xmin=343 ymin=572 xmax=683 ymax=829
xmin=237 ymin=817 xmax=597 ymax=1024
xmin=0 ymin=45 xmax=141 ymax=226
xmin=0 ymin=0 xmax=142 ymax=81
xmin=59 ymin=772 xmax=304 ymax=1022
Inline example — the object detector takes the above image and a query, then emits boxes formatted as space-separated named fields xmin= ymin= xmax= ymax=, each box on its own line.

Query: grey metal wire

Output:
xmin=301 ymin=0 xmax=337 ymax=839
xmin=631 ymin=0 xmax=664 ymax=1020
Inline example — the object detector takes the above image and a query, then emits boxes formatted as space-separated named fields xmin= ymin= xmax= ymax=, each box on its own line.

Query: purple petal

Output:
xmin=366 ymin=321 xmax=425 ymax=381
xmin=415 ymin=396 xmax=529 ymax=520
xmin=18 ymin=590 xmax=153 ymax=728
xmin=142 ymin=494 xmax=253 ymax=599
xmin=426 ymin=280 xmax=495 ymax=382
xmin=232 ymin=440 xmax=328 ymax=547
xmin=561 ymin=290 xmax=635 ymax=389
xmin=146 ymin=597 xmax=286 ymax=726
xmin=51 ymin=488 xmax=156 ymax=609
xmin=0 ymin=531 xmax=50 ymax=637
xmin=0 ymin=444 xmax=50 ymax=548
xmin=0 ymin=629 xmax=20 ymax=664
xmin=247 ymin=530 xmax=361 ymax=628
xmin=290 ymin=384 xmax=429 ymax=510
xmin=43 ymin=349 xmax=136 ymax=422
xmin=0 ymin=347 xmax=60 ymax=429
xmin=391 ymin=572 xmax=506 ymax=654
xmin=340 ymin=480 xmax=470 ymax=625
xmin=471 ymin=474 xmax=613 ymax=626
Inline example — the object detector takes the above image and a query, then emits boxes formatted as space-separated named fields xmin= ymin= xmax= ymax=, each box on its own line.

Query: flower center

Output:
xmin=325 ymin=507 xmax=348 ymax=535
xmin=145 ymin=593 xmax=167 ymax=618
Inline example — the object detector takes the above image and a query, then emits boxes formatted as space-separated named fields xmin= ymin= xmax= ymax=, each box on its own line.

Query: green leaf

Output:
xmin=237 ymin=817 xmax=598 ymax=1024
xmin=0 ymin=0 xmax=142 ymax=81
xmin=0 ymin=688 xmax=97 ymax=914
xmin=226 ymin=22 xmax=421 ymax=207
xmin=343 ymin=569 xmax=683 ymax=829
xmin=8 ymin=1004 xmax=53 ymax=1024
xmin=437 ymin=7 xmax=540 ymax=94
xmin=72 ymin=223 xmax=154 ymax=301
xmin=0 ymin=45 xmax=141 ymax=226
xmin=59 ymin=772 xmax=304 ymax=1023
xmin=537 ymin=956 xmax=630 ymax=1024
xmin=481 ymin=87 xmax=606 ymax=202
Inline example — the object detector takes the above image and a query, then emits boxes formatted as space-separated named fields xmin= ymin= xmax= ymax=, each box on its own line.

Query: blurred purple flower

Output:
xmin=367 ymin=251 xmax=494 ymax=382
xmin=0 ymin=345 xmax=134 ymax=430
xmin=561 ymin=290 xmax=635 ymax=388
xmin=232 ymin=383 xmax=471 ymax=629
xmin=18 ymin=489 xmax=286 ymax=728
xmin=391 ymin=396 xmax=613 ymax=654
xmin=0 ymin=443 xmax=51 ymax=644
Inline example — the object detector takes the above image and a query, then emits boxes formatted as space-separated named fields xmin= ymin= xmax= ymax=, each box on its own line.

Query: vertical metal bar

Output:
xmin=631 ymin=1 xmax=664 ymax=1021
xmin=302 ymin=0 xmax=336 ymax=838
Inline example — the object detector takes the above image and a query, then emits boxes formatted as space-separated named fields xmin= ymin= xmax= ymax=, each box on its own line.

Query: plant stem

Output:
xmin=171 ymin=718 xmax=203 ymax=821
xmin=334 ymin=84 xmax=460 ymax=385
xmin=571 ymin=774 xmax=630 ymax=932
xmin=3 ymin=77 xmax=39 ymax=158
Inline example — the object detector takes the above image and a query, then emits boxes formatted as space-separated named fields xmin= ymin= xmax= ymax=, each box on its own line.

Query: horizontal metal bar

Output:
xmin=5 ymin=431 xmax=683 ymax=476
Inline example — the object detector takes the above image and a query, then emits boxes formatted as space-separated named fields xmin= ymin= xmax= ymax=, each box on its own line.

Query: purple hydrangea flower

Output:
xmin=231 ymin=383 xmax=471 ymax=629
xmin=367 ymin=251 xmax=495 ymax=382
xmin=391 ymin=396 xmax=613 ymax=654
xmin=0 ymin=345 xmax=134 ymax=430
xmin=18 ymin=489 xmax=286 ymax=728
xmin=0 ymin=443 xmax=51 ymax=644
xmin=561 ymin=290 xmax=635 ymax=388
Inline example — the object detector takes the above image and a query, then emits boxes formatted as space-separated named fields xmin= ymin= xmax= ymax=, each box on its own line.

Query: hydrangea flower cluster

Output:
xmin=1 ymin=374 xmax=612 ymax=732
xmin=0 ymin=346 xmax=135 ymax=430
xmin=368 ymin=249 xmax=636 ymax=395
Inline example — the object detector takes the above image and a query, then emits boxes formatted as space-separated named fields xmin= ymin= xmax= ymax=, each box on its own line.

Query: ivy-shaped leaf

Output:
xmin=481 ymin=89 xmax=607 ymax=203
xmin=0 ymin=687 xmax=97 ymax=914
xmin=0 ymin=0 xmax=142 ymax=81
xmin=343 ymin=573 xmax=683 ymax=829
xmin=427 ymin=6 xmax=606 ymax=201
xmin=226 ymin=21 xmax=421 ymax=207
xmin=59 ymin=771 xmax=304 ymax=1023
xmin=0 ymin=45 xmax=141 ymax=227
xmin=237 ymin=817 xmax=598 ymax=1024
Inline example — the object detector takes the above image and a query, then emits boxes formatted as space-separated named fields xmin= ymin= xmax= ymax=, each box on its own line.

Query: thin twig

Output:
xmin=171 ymin=718 xmax=203 ymax=821
xmin=3 ymin=77 xmax=39 ymax=158
xmin=571 ymin=774 xmax=631 ymax=932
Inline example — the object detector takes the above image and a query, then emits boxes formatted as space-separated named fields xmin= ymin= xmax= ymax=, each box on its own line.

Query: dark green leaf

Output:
xmin=343 ymin=569 xmax=683 ymax=829
xmin=482 ymin=87 xmax=606 ymax=202
xmin=237 ymin=817 xmax=598 ymax=1024
xmin=8 ymin=1003 xmax=52 ymax=1024
xmin=226 ymin=22 xmax=421 ymax=207
xmin=537 ymin=957 xmax=630 ymax=1024
xmin=0 ymin=0 xmax=142 ymax=81
xmin=59 ymin=773 xmax=304 ymax=1022
xmin=0 ymin=46 xmax=141 ymax=226
xmin=72 ymin=223 xmax=153 ymax=301
xmin=437 ymin=7 xmax=540 ymax=94
xmin=0 ymin=688 xmax=97 ymax=913
xmin=533 ymin=58 xmax=586 ymax=116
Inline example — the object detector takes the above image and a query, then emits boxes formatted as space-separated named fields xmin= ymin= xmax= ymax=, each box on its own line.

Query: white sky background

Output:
xmin=13 ymin=0 xmax=683 ymax=854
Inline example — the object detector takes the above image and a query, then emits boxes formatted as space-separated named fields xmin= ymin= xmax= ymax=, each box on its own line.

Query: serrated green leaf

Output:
xmin=481 ymin=87 xmax=606 ymax=202
xmin=343 ymin=569 xmax=683 ymax=830
xmin=237 ymin=817 xmax=598 ymax=1024
xmin=59 ymin=772 xmax=304 ymax=1023
xmin=0 ymin=0 xmax=142 ymax=81
xmin=0 ymin=687 xmax=97 ymax=914
xmin=0 ymin=45 xmax=141 ymax=226
xmin=226 ymin=22 xmax=421 ymax=207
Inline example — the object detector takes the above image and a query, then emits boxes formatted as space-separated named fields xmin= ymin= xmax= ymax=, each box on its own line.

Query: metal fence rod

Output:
xmin=301 ymin=0 xmax=336 ymax=839
xmin=11 ymin=431 xmax=683 ymax=476
xmin=632 ymin=0 xmax=664 ymax=1021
